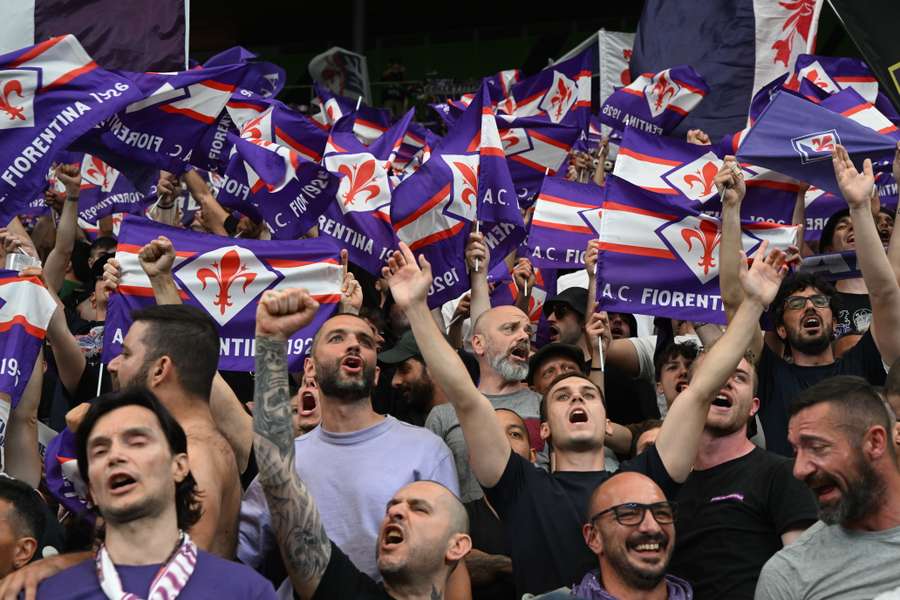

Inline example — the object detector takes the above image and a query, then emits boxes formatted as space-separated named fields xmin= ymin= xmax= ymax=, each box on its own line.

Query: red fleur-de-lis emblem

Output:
xmin=681 ymin=220 xmax=721 ymax=276
xmin=86 ymin=157 xmax=109 ymax=188
xmin=0 ymin=80 xmax=26 ymax=121
xmin=452 ymin=160 xmax=478 ymax=207
xmin=651 ymin=73 xmax=677 ymax=111
xmin=242 ymin=113 xmax=266 ymax=141
xmin=771 ymin=0 xmax=816 ymax=67
xmin=326 ymin=105 xmax=336 ymax=123
xmin=806 ymin=70 xmax=829 ymax=90
xmin=338 ymin=159 xmax=382 ymax=207
xmin=196 ymin=249 xmax=258 ymax=316
xmin=549 ymin=78 xmax=573 ymax=120
xmin=810 ymin=135 xmax=834 ymax=152
xmin=682 ymin=162 xmax=719 ymax=196
xmin=500 ymin=129 xmax=520 ymax=151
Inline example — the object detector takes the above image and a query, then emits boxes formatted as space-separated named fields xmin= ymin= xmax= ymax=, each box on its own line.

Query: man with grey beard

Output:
xmin=755 ymin=376 xmax=900 ymax=599
xmin=426 ymin=305 xmax=541 ymax=502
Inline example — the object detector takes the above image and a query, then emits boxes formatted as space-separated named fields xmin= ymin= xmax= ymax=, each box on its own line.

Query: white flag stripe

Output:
xmin=0 ymin=279 xmax=56 ymax=333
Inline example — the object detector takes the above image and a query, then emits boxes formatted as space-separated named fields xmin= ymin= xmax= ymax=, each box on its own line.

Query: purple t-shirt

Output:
xmin=36 ymin=550 xmax=278 ymax=599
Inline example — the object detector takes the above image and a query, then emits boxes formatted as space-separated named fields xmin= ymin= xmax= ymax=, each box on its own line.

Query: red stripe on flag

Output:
xmin=834 ymin=76 xmax=877 ymax=84
xmin=409 ymin=222 xmax=467 ymax=251
xmin=666 ymin=105 xmax=688 ymax=116
xmin=841 ymin=104 xmax=868 ymax=118
xmin=117 ymin=244 xmax=195 ymax=258
xmin=510 ymin=154 xmax=553 ymax=173
xmin=530 ymin=130 xmax=570 ymax=150
xmin=203 ymin=80 xmax=236 ymax=92
xmin=311 ymin=293 xmax=342 ymax=303
xmin=159 ymin=105 xmax=216 ymax=124
xmin=745 ymin=180 xmax=800 ymax=192
xmin=0 ymin=315 xmax=46 ymax=339
xmin=620 ymin=87 xmax=644 ymax=98
xmin=372 ymin=210 xmax=392 ymax=224
xmin=481 ymin=146 xmax=505 ymax=158
xmin=119 ymin=285 xmax=190 ymax=300
xmin=276 ymin=127 xmax=322 ymax=162
xmin=393 ymin=183 xmax=451 ymax=230
xmin=355 ymin=118 xmax=387 ymax=133
xmin=531 ymin=219 xmax=593 ymax=235
xmin=598 ymin=242 xmax=675 ymax=259
xmin=516 ymin=89 xmax=545 ymax=107
xmin=227 ymin=101 xmax=264 ymax=111
xmin=617 ymin=147 xmax=681 ymax=167
xmin=45 ymin=62 xmax=98 ymax=90
xmin=9 ymin=36 xmax=65 ymax=67
xmin=538 ymin=193 xmax=596 ymax=209
xmin=674 ymin=80 xmax=706 ymax=96
xmin=466 ymin=133 xmax=481 ymax=153
xmin=603 ymin=201 xmax=677 ymax=221
xmin=879 ymin=125 xmax=898 ymax=135
xmin=268 ymin=257 xmax=339 ymax=268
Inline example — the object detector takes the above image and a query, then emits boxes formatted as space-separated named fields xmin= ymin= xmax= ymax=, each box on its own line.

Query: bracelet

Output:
xmin=590 ymin=367 xmax=604 ymax=371
xmin=156 ymin=201 xmax=175 ymax=210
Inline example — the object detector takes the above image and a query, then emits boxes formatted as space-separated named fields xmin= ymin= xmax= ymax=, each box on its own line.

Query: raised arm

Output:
xmin=4 ymin=357 xmax=43 ymax=488
xmin=715 ymin=157 xmax=765 ymax=362
xmin=42 ymin=164 xmax=81 ymax=293
xmin=833 ymin=145 xmax=900 ymax=366
xmin=384 ymin=243 xmax=510 ymax=487
xmin=253 ymin=288 xmax=330 ymax=600
xmin=655 ymin=242 xmax=788 ymax=482
xmin=887 ymin=143 xmax=900 ymax=284
xmin=466 ymin=231 xmax=492 ymax=326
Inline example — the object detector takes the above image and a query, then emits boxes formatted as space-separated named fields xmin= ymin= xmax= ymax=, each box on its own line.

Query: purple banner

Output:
xmin=44 ymin=428 xmax=93 ymax=520
xmin=526 ymin=177 xmax=604 ymax=269
xmin=0 ymin=35 xmax=143 ymax=224
xmin=509 ymin=47 xmax=593 ymax=133
xmin=76 ymin=154 xmax=149 ymax=222
xmin=103 ymin=216 xmax=343 ymax=372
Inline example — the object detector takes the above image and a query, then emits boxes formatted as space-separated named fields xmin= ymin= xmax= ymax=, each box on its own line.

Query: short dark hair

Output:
xmin=0 ymin=477 xmax=46 ymax=541
xmin=790 ymin=376 xmax=897 ymax=461
xmin=627 ymin=419 xmax=664 ymax=458
xmin=75 ymin=387 xmax=203 ymax=531
xmin=771 ymin=272 xmax=838 ymax=330
xmin=495 ymin=407 xmax=533 ymax=447
xmin=653 ymin=341 xmax=700 ymax=383
xmin=539 ymin=372 xmax=600 ymax=422
xmin=131 ymin=304 xmax=219 ymax=398
xmin=310 ymin=312 xmax=375 ymax=355
xmin=89 ymin=236 xmax=118 ymax=256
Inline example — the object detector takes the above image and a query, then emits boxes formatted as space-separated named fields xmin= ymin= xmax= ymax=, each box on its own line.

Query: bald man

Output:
xmin=426 ymin=305 xmax=542 ymax=502
xmin=534 ymin=472 xmax=691 ymax=600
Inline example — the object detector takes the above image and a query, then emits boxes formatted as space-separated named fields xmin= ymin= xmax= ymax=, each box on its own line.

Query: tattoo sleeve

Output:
xmin=253 ymin=336 xmax=331 ymax=597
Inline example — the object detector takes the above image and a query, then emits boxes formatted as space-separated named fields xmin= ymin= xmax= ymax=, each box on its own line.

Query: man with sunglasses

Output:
xmin=717 ymin=148 xmax=900 ymax=456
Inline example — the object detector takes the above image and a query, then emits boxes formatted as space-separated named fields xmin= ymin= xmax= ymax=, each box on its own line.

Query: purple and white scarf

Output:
xmin=95 ymin=531 xmax=198 ymax=600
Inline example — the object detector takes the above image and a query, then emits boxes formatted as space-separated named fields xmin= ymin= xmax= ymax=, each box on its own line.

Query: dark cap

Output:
xmin=545 ymin=287 xmax=589 ymax=319
xmin=527 ymin=342 xmax=586 ymax=385
xmin=378 ymin=329 xmax=421 ymax=364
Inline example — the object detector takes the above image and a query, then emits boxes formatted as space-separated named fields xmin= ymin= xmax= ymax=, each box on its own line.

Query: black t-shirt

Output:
xmin=312 ymin=542 xmax=393 ymax=600
xmin=603 ymin=363 xmax=661 ymax=424
xmin=484 ymin=445 xmax=679 ymax=597
xmin=834 ymin=291 xmax=871 ymax=339
xmin=465 ymin=499 xmax=514 ymax=600
xmin=669 ymin=447 xmax=818 ymax=600
xmin=757 ymin=330 xmax=886 ymax=456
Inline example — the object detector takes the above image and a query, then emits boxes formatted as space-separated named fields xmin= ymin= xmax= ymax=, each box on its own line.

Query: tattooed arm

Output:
xmin=253 ymin=289 xmax=330 ymax=600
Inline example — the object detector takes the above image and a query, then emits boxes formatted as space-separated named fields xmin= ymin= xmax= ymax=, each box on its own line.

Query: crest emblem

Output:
xmin=791 ymin=129 xmax=840 ymax=164
xmin=499 ymin=127 xmax=532 ymax=156
xmin=81 ymin=156 xmax=120 ymax=192
xmin=659 ymin=216 xmax=759 ymax=284
xmin=538 ymin=71 xmax=577 ymax=124
xmin=798 ymin=62 xmax=839 ymax=94
xmin=442 ymin=154 xmax=480 ymax=222
xmin=645 ymin=70 xmax=681 ymax=117
xmin=324 ymin=152 xmax=391 ymax=214
xmin=174 ymin=245 xmax=276 ymax=326
xmin=0 ymin=69 xmax=37 ymax=130
xmin=663 ymin=152 xmax=723 ymax=203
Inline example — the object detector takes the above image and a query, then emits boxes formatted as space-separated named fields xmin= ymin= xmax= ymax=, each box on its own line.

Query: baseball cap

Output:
xmin=545 ymin=287 xmax=589 ymax=318
xmin=527 ymin=342 xmax=587 ymax=385
xmin=378 ymin=329 xmax=422 ymax=364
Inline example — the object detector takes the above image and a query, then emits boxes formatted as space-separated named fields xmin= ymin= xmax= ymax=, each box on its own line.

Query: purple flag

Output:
xmin=44 ymin=428 xmax=93 ymax=520
xmin=0 ymin=35 xmax=144 ymax=224
xmin=497 ymin=116 xmax=579 ymax=208
xmin=76 ymin=154 xmax=149 ymax=223
xmin=204 ymin=46 xmax=286 ymax=99
xmin=103 ymin=216 xmax=343 ymax=372
xmin=819 ymin=88 xmax=900 ymax=140
xmin=320 ymin=111 xmax=416 ymax=273
xmin=599 ymin=66 xmax=709 ymax=136
xmin=526 ymin=177 xmax=604 ymax=269
xmin=798 ymin=250 xmax=861 ymax=282
xmin=0 ymin=270 xmax=57 ymax=446
xmin=615 ymin=127 xmax=799 ymax=225
xmin=393 ymin=82 xmax=526 ymax=307
xmin=311 ymin=82 xmax=391 ymax=144
xmin=509 ymin=48 xmax=593 ymax=132
xmin=736 ymin=91 xmax=897 ymax=197
xmin=595 ymin=176 xmax=799 ymax=323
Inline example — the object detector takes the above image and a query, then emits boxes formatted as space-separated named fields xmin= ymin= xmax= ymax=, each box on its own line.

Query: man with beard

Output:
xmin=531 ymin=472 xmax=691 ymax=599
xmin=423 ymin=303 xmax=541 ymax=503
xmin=755 ymin=376 xmax=900 ymax=599
xmin=379 ymin=329 xmax=448 ymax=426
xmin=717 ymin=149 xmax=900 ymax=456
xmin=382 ymin=238 xmax=789 ymax=597
xmin=238 ymin=312 xmax=465 ymax=599
xmin=668 ymin=356 xmax=817 ymax=599
xmin=248 ymin=288 xmax=471 ymax=600
xmin=36 ymin=388 xmax=276 ymax=599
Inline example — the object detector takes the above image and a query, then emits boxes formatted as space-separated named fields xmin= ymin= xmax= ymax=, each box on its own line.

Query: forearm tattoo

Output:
xmin=254 ymin=336 xmax=331 ymax=588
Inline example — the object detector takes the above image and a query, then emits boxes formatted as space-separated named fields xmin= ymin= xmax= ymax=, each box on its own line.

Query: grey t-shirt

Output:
xmin=426 ymin=388 xmax=541 ymax=502
xmin=755 ymin=520 xmax=900 ymax=600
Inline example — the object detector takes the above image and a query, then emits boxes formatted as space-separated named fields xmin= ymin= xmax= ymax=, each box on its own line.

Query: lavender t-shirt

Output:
xmin=239 ymin=415 xmax=458 ymax=598
xmin=36 ymin=550 xmax=277 ymax=599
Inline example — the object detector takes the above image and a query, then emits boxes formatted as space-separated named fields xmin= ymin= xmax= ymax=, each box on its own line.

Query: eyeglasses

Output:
xmin=590 ymin=501 xmax=676 ymax=526
xmin=783 ymin=294 xmax=830 ymax=311
xmin=548 ymin=304 xmax=570 ymax=319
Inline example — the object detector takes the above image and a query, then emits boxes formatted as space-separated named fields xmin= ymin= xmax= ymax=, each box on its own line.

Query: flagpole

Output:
xmin=473 ymin=220 xmax=481 ymax=272
xmin=96 ymin=362 xmax=104 ymax=398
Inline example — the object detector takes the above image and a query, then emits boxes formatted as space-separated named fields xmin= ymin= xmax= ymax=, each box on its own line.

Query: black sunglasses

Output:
xmin=590 ymin=501 xmax=677 ymax=526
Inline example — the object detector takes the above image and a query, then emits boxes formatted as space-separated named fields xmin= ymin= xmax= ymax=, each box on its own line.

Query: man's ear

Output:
xmin=471 ymin=333 xmax=485 ymax=357
xmin=171 ymin=452 xmax=190 ymax=484
xmin=445 ymin=533 xmax=472 ymax=563
xmin=583 ymin=522 xmax=603 ymax=555
xmin=12 ymin=537 xmax=38 ymax=570
xmin=374 ymin=365 xmax=381 ymax=386
xmin=149 ymin=357 xmax=172 ymax=389
xmin=776 ymin=324 xmax=787 ymax=342
xmin=749 ymin=397 xmax=761 ymax=418
xmin=539 ymin=422 xmax=551 ymax=443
